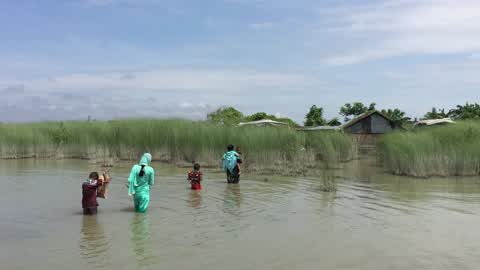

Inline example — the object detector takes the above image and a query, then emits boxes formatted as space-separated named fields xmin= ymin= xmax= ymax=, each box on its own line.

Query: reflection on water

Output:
xmin=79 ymin=215 xmax=111 ymax=268
xmin=223 ymin=184 xmax=242 ymax=211
xmin=130 ymin=214 xmax=155 ymax=269
xmin=188 ymin=190 xmax=202 ymax=209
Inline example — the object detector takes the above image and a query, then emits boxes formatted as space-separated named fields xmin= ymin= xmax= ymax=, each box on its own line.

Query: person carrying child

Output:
xmin=188 ymin=163 xmax=203 ymax=190
xmin=82 ymin=172 xmax=101 ymax=215
xmin=222 ymin=144 xmax=242 ymax=184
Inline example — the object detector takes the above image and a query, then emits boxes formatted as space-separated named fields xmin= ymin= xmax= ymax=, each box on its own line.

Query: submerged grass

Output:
xmin=0 ymin=119 xmax=354 ymax=174
xmin=379 ymin=121 xmax=480 ymax=177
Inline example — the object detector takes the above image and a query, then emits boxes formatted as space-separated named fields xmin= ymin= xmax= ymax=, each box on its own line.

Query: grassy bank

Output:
xmin=379 ymin=121 xmax=480 ymax=177
xmin=0 ymin=119 xmax=354 ymax=174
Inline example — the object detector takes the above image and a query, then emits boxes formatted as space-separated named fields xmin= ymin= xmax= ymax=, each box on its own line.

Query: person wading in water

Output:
xmin=127 ymin=153 xmax=155 ymax=213
xmin=222 ymin=144 xmax=242 ymax=184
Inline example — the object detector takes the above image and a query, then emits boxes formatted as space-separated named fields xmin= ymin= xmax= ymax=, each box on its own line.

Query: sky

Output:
xmin=1 ymin=0 xmax=480 ymax=123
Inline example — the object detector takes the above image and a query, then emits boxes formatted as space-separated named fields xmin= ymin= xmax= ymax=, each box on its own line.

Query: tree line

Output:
xmin=207 ymin=102 xmax=480 ymax=128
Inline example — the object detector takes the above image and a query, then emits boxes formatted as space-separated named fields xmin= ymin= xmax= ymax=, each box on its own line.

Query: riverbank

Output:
xmin=379 ymin=120 xmax=480 ymax=177
xmin=0 ymin=119 xmax=354 ymax=175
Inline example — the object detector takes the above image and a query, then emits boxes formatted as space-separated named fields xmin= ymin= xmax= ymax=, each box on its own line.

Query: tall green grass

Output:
xmin=379 ymin=121 xmax=480 ymax=177
xmin=0 ymin=119 xmax=353 ymax=173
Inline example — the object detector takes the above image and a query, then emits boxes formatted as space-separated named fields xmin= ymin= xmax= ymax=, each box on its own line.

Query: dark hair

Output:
xmin=235 ymin=146 xmax=242 ymax=154
xmin=139 ymin=165 xmax=146 ymax=177
xmin=193 ymin=163 xmax=201 ymax=171
xmin=89 ymin=172 xmax=99 ymax=180
xmin=227 ymin=144 xmax=234 ymax=151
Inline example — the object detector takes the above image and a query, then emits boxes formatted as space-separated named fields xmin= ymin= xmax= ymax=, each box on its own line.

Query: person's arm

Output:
xmin=149 ymin=168 xmax=155 ymax=186
xmin=127 ymin=166 xmax=136 ymax=195
xmin=199 ymin=172 xmax=203 ymax=182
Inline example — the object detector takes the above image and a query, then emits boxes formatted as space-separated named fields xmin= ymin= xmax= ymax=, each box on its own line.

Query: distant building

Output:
xmin=414 ymin=118 xmax=455 ymax=128
xmin=238 ymin=119 xmax=288 ymax=127
xmin=299 ymin=125 xmax=341 ymax=132
xmin=342 ymin=110 xmax=396 ymax=134
xmin=342 ymin=111 xmax=397 ymax=156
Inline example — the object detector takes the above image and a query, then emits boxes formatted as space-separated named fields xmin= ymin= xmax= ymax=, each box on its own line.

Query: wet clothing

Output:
xmin=227 ymin=166 xmax=240 ymax=184
xmin=188 ymin=170 xmax=202 ymax=190
xmin=128 ymin=153 xmax=155 ymax=213
xmin=82 ymin=180 xmax=99 ymax=215
xmin=83 ymin=207 xmax=98 ymax=215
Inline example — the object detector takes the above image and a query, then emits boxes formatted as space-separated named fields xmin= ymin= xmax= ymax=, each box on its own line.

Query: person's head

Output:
xmin=139 ymin=153 xmax=152 ymax=166
xmin=235 ymin=146 xmax=241 ymax=153
xmin=139 ymin=153 xmax=152 ymax=177
xmin=89 ymin=172 xmax=99 ymax=180
xmin=193 ymin=163 xmax=201 ymax=171
xmin=227 ymin=144 xmax=234 ymax=151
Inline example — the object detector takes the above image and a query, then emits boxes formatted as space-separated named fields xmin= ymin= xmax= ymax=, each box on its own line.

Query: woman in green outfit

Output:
xmin=128 ymin=153 xmax=155 ymax=213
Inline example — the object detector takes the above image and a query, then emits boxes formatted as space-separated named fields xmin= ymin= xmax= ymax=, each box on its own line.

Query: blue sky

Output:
xmin=1 ymin=0 xmax=480 ymax=123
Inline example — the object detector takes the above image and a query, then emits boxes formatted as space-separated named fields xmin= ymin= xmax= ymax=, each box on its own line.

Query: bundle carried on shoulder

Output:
xmin=97 ymin=172 xmax=112 ymax=199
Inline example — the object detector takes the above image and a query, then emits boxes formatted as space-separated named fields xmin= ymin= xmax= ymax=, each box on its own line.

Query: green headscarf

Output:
xmin=139 ymin=153 xmax=152 ymax=166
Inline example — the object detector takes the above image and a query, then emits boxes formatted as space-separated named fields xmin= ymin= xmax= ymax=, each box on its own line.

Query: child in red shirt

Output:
xmin=188 ymin=163 xmax=203 ymax=190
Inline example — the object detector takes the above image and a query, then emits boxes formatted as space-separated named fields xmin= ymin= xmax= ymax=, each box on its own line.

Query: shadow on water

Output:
xmin=79 ymin=215 xmax=111 ymax=268
xmin=129 ymin=213 xmax=156 ymax=269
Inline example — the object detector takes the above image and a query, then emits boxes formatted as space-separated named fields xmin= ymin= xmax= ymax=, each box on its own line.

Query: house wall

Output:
xmin=344 ymin=113 xmax=393 ymax=134
xmin=345 ymin=120 xmax=368 ymax=134
xmin=370 ymin=113 xmax=393 ymax=134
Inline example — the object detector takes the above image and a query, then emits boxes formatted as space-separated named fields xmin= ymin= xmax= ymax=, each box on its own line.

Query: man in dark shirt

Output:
xmin=82 ymin=172 xmax=100 ymax=215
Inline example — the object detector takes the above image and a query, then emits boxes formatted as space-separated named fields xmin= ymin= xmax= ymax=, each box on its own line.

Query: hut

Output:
xmin=342 ymin=110 xmax=396 ymax=134
xmin=342 ymin=111 xmax=396 ymax=155
xmin=238 ymin=119 xmax=288 ymax=127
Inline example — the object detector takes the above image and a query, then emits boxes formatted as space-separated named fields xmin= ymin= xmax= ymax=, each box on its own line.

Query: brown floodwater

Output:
xmin=1 ymin=159 xmax=480 ymax=270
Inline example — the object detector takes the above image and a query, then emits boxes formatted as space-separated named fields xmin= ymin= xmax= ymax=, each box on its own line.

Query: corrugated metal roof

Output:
xmin=342 ymin=110 xmax=393 ymax=129
xmin=301 ymin=126 xmax=341 ymax=131
xmin=238 ymin=119 xmax=288 ymax=126
xmin=414 ymin=118 xmax=455 ymax=126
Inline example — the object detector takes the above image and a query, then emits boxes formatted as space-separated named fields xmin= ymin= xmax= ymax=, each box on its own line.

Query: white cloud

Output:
xmin=20 ymin=68 xmax=312 ymax=92
xmin=324 ymin=0 xmax=480 ymax=65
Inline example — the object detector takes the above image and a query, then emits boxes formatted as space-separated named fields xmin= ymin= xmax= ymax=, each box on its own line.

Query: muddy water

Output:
xmin=1 ymin=159 xmax=480 ymax=270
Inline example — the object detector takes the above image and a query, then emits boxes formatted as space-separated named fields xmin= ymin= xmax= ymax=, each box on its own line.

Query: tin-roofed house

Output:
xmin=238 ymin=119 xmax=289 ymax=127
xmin=414 ymin=118 xmax=455 ymax=128
xmin=342 ymin=111 xmax=397 ymax=156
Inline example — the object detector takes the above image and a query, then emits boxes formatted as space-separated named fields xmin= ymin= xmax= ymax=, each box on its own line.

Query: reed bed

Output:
xmin=0 ymin=119 xmax=353 ymax=174
xmin=379 ymin=121 xmax=480 ymax=177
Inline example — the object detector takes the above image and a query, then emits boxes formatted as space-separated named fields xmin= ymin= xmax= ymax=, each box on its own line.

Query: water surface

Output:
xmin=1 ymin=159 xmax=480 ymax=270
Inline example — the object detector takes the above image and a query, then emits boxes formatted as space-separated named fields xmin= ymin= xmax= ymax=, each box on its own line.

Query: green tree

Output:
xmin=244 ymin=112 xmax=271 ymax=122
xmin=423 ymin=107 xmax=448 ymax=120
xmin=381 ymin=108 xmax=411 ymax=128
xmin=244 ymin=112 xmax=299 ymax=127
xmin=207 ymin=107 xmax=244 ymax=125
xmin=448 ymin=103 xmax=480 ymax=120
xmin=327 ymin=118 xmax=341 ymax=126
xmin=304 ymin=105 xmax=327 ymax=127
xmin=340 ymin=102 xmax=376 ymax=121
